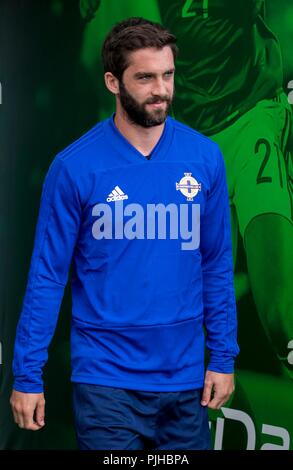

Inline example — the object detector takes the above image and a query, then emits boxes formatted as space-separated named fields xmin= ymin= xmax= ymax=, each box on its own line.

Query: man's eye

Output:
xmin=139 ymin=75 xmax=151 ymax=80
xmin=165 ymin=71 xmax=174 ymax=77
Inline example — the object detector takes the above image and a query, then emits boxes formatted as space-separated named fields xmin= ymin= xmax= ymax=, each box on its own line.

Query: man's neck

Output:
xmin=114 ymin=109 xmax=165 ymax=157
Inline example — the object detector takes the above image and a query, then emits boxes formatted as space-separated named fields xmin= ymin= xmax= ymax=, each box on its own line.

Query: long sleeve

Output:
xmin=12 ymin=156 xmax=81 ymax=393
xmin=200 ymin=145 xmax=239 ymax=373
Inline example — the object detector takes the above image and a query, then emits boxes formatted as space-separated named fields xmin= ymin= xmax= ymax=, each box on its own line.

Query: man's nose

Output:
xmin=151 ymin=77 xmax=167 ymax=97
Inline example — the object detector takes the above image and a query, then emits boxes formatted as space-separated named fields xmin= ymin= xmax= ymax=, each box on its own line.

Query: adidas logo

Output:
xmin=106 ymin=186 xmax=129 ymax=202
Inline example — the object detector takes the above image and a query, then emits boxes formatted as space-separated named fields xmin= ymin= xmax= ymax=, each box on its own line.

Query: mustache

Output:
xmin=145 ymin=95 xmax=171 ymax=104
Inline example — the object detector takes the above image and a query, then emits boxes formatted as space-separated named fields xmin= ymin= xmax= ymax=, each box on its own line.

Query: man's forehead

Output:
xmin=127 ymin=46 xmax=174 ymax=69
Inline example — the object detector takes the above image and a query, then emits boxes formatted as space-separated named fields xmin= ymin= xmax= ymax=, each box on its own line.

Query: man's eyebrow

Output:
xmin=164 ymin=68 xmax=175 ymax=74
xmin=134 ymin=68 xmax=175 ymax=78
xmin=134 ymin=72 xmax=155 ymax=78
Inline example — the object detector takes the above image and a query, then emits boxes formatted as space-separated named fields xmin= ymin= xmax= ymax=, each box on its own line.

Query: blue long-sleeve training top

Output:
xmin=12 ymin=115 xmax=239 ymax=393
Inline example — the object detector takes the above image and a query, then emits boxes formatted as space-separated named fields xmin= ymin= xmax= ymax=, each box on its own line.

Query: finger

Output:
xmin=17 ymin=410 xmax=25 ymax=429
xmin=207 ymin=396 xmax=223 ymax=410
xmin=35 ymin=400 xmax=45 ymax=427
xmin=208 ymin=392 xmax=230 ymax=410
xmin=11 ymin=408 xmax=19 ymax=425
xmin=26 ymin=422 xmax=43 ymax=431
xmin=201 ymin=381 xmax=213 ymax=406
xmin=23 ymin=407 xmax=42 ymax=431
xmin=23 ymin=418 xmax=43 ymax=430
xmin=10 ymin=399 xmax=19 ymax=425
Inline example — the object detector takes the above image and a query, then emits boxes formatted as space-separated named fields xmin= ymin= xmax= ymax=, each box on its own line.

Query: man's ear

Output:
xmin=104 ymin=72 xmax=120 ymax=95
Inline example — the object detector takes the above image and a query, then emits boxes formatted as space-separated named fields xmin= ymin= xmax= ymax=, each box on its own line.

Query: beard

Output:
xmin=118 ymin=80 xmax=173 ymax=128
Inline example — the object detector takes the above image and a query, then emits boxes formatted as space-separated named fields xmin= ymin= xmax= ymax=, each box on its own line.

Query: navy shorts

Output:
xmin=72 ymin=383 xmax=211 ymax=450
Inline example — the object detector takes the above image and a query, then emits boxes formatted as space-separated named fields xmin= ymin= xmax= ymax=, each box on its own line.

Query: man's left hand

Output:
xmin=201 ymin=370 xmax=235 ymax=409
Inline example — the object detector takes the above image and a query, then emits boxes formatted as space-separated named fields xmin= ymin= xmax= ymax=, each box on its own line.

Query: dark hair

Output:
xmin=102 ymin=17 xmax=178 ymax=81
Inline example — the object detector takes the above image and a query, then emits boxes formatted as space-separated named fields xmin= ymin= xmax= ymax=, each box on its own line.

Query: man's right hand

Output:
xmin=10 ymin=390 xmax=45 ymax=431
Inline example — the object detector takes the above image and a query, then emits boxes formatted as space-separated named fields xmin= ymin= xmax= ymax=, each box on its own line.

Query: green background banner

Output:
xmin=0 ymin=0 xmax=292 ymax=449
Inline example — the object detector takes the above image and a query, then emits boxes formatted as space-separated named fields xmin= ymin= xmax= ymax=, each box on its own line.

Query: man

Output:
xmin=80 ymin=0 xmax=293 ymax=379
xmin=10 ymin=18 xmax=239 ymax=450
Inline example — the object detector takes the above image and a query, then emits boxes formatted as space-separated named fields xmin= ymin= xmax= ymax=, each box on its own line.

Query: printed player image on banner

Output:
xmin=0 ymin=0 xmax=292 ymax=450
